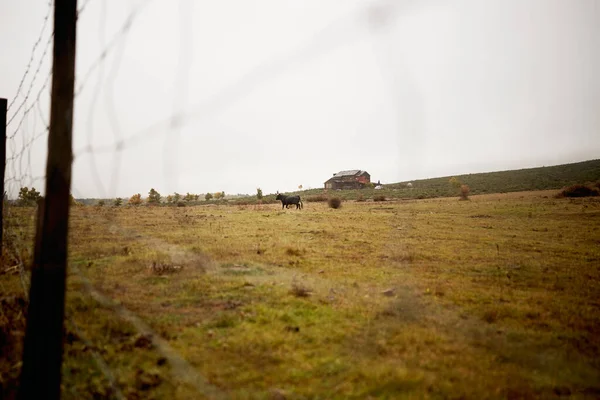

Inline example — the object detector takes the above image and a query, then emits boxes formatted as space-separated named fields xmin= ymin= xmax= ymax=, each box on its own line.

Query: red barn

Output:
xmin=324 ymin=170 xmax=371 ymax=190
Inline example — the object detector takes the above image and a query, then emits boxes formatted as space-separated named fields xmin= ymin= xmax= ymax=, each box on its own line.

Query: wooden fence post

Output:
xmin=17 ymin=0 xmax=77 ymax=399
xmin=0 ymin=98 xmax=6 ymax=257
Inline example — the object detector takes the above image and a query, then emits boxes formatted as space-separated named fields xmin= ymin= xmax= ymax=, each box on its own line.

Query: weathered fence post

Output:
xmin=18 ymin=0 xmax=77 ymax=399
xmin=0 ymin=98 xmax=6 ymax=257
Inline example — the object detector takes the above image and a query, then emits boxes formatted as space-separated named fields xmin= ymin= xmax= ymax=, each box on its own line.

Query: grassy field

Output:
xmin=2 ymin=190 xmax=600 ymax=399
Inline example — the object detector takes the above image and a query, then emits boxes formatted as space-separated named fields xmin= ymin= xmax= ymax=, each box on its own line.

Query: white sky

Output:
xmin=1 ymin=0 xmax=599 ymax=198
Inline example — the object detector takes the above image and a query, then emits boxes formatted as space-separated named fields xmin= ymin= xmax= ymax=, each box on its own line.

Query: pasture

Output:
xmin=2 ymin=190 xmax=600 ymax=399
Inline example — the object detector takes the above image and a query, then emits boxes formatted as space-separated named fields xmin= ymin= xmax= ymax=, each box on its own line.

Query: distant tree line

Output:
xmin=11 ymin=187 xmax=231 ymax=207
xmin=124 ymin=189 xmax=227 ymax=206
xmin=123 ymin=188 xmax=225 ymax=206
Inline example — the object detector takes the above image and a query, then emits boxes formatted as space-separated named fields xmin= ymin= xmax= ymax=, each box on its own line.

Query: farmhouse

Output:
xmin=324 ymin=170 xmax=371 ymax=190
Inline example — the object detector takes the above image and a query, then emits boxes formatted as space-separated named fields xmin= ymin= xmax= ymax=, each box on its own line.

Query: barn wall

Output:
xmin=357 ymin=175 xmax=370 ymax=184
xmin=324 ymin=172 xmax=370 ymax=189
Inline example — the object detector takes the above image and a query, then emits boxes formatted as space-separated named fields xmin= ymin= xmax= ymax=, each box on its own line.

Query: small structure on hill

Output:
xmin=324 ymin=170 xmax=370 ymax=190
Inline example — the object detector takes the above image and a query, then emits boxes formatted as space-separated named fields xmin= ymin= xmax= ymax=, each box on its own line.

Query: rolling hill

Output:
xmin=274 ymin=159 xmax=600 ymax=202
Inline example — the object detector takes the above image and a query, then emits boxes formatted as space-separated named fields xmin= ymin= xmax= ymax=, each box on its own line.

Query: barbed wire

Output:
xmin=6 ymin=37 xmax=53 ymax=128
xmin=3 ymin=0 xmax=108 ymax=203
xmin=5 ymin=0 xmax=97 ymax=119
xmin=6 ymin=0 xmax=98 ymax=127
xmin=6 ymin=0 xmax=54 ymax=113
xmin=4 ymin=70 xmax=51 ymax=200
xmin=7 ymin=75 xmax=51 ymax=140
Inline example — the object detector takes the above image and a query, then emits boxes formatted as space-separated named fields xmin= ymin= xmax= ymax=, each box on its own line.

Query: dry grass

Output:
xmin=2 ymin=191 xmax=600 ymax=399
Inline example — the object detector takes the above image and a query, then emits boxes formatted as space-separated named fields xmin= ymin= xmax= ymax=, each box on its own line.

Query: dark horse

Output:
xmin=276 ymin=193 xmax=303 ymax=210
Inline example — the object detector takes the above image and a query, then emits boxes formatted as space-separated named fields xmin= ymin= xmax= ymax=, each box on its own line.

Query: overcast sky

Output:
xmin=1 ymin=0 xmax=599 ymax=198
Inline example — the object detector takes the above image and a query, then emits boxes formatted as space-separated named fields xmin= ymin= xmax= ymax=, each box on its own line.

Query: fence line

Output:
xmin=3 ymin=1 xmax=414 ymax=397
xmin=0 ymin=98 xmax=6 ymax=257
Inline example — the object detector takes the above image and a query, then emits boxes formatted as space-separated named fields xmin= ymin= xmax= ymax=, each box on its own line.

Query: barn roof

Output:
xmin=325 ymin=169 xmax=370 ymax=184
xmin=334 ymin=170 xmax=362 ymax=177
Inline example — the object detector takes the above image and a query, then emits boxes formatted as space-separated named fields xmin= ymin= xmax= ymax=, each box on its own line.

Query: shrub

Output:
xmin=460 ymin=184 xmax=470 ymax=201
xmin=374 ymin=195 xmax=386 ymax=202
xmin=113 ymin=197 xmax=123 ymax=207
xmin=177 ymin=201 xmax=186 ymax=207
xmin=290 ymin=281 xmax=311 ymax=298
xmin=256 ymin=188 xmax=263 ymax=200
xmin=18 ymin=187 xmax=42 ymax=206
xmin=128 ymin=193 xmax=142 ymax=206
xmin=556 ymin=184 xmax=599 ymax=198
xmin=328 ymin=197 xmax=342 ymax=209
xmin=205 ymin=193 xmax=213 ymax=201
xmin=356 ymin=193 xmax=365 ymax=202
xmin=148 ymin=188 xmax=161 ymax=204
xmin=306 ymin=195 xmax=328 ymax=202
